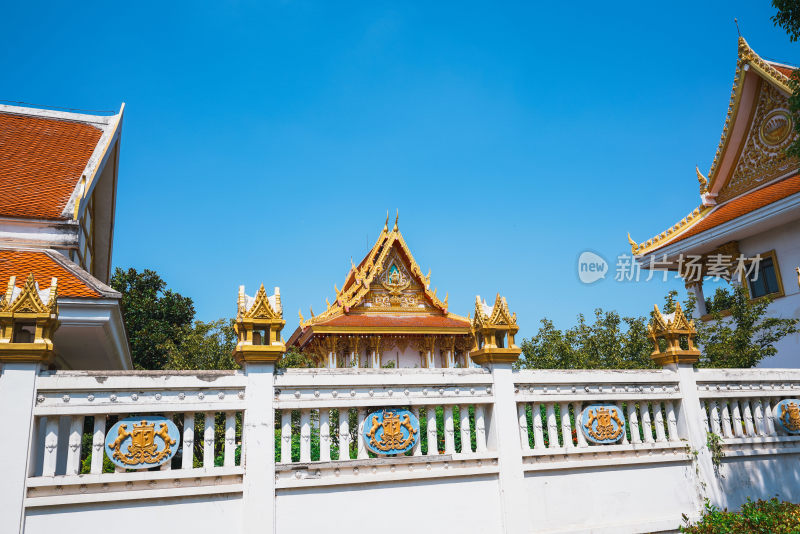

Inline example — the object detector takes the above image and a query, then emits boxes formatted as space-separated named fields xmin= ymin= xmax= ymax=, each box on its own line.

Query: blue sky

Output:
xmin=1 ymin=2 xmax=796 ymax=338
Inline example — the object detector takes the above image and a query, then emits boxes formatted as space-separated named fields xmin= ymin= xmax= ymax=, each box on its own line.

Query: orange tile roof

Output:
xmin=770 ymin=64 xmax=795 ymax=78
xmin=316 ymin=314 xmax=470 ymax=328
xmin=0 ymin=113 xmax=102 ymax=220
xmin=663 ymin=174 xmax=800 ymax=248
xmin=0 ymin=250 xmax=100 ymax=298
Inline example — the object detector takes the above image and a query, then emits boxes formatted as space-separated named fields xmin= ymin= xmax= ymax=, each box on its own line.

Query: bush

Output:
xmin=681 ymin=498 xmax=800 ymax=533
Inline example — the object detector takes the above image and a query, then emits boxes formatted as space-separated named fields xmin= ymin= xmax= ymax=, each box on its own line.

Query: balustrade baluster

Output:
xmin=460 ymin=405 xmax=472 ymax=454
xmin=560 ymin=403 xmax=573 ymax=448
xmin=91 ymin=415 xmax=107 ymax=474
xmin=720 ymin=402 xmax=733 ymax=438
xmin=474 ymin=405 xmax=487 ymax=453
xmin=533 ymin=403 xmax=546 ymax=449
xmin=701 ymin=401 xmax=710 ymax=433
xmin=666 ymin=401 xmax=679 ymax=442
xmin=223 ymin=412 xmax=236 ymax=467
xmin=518 ymin=403 xmax=532 ymax=452
xmin=654 ymin=404 xmax=667 ymax=443
xmin=575 ymin=405 xmax=588 ymax=448
xmin=319 ymin=409 xmax=331 ymax=462
xmin=640 ymin=403 xmax=654 ymax=444
xmin=444 ymin=406 xmax=456 ymax=454
xmin=300 ymin=409 xmax=311 ymax=463
xmin=203 ymin=412 xmax=215 ymax=467
xmin=281 ymin=411 xmax=292 ymax=463
xmin=65 ymin=416 xmax=83 ymax=475
xmin=357 ymin=408 xmax=368 ymax=459
xmin=731 ymin=401 xmax=744 ymax=437
xmin=412 ymin=407 xmax=423 ymax=456
xmin=628 ymin=403 xmax=641 ymax=444
xmin=427 ymin=405 xmax=439 ymax=454
xmin=182 ymin=414 xmax=194 ymax=469
xmin=339 ymin=409 xmax=351 ymax=460
xmin=763 ymin=398 xmax=776 ymax=435
xmin=42 ymin=417 xmax=59 ymax=476
xmin=546 ymin=403 xmax=558 ymax=449
xmin=710 ymin=401 xmax=722 ymax=435
xmin=615 ymin=403 xmax=628 ymax=445
xmin=753 ymin=400 xmax=766 ymax=436
xmin=743 ymin=401 xmax=756 ymax=437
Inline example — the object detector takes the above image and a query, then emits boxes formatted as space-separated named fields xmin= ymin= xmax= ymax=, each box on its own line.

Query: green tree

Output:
xmin=696 ymin=285 xmax=799 ymax=368
xmin=111 ymin=268 xmax=195 ymax=370
xmin=772 ymin=0 xmax=800 ymax=158
xmin=163 ymin=319 xmax=238 ymax=370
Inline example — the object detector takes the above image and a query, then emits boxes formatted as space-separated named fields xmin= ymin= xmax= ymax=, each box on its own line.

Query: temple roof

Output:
xmin=0 ymin=104 xmax=124 ymax=221
xmin=287 ymin=215 xmax=471 ymax=348
xmin=628 ymin=39 xmax=799 ymax=258
xmin=0 ymin=249 xmax=119 ymax=299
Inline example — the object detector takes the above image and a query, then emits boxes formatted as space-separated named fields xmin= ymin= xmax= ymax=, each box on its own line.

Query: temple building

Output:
xmin=286 ymin=214 xmax=519 ymax=368
xmin=0 ymin=103 xmax=131 ymax=370
xmin=628 ymin=38 xmax=800 ymax=367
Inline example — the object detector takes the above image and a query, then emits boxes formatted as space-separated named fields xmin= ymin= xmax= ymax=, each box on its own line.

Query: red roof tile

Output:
xmin=667 ymin=174 xmax=800 ymax=247
xmin=0 ymin=113 xmax=102 ymax=220
xmin=771 ymin=64 xmax=795 ymax=78
xmin=0 ymin=250 xmax=99 ymax=298
xmin=316 ymin=314 xmax=470 ymax=329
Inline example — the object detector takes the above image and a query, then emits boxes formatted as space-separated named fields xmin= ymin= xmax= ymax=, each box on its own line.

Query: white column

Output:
xmin=687 ymin=281 xmax=707 ymax=318
xmin=474 ymin=405 xmax=487 ymax=453
xmin=628 ymin=402 xmax=641 ymax=444
xmin=731 ymin=401 xmax=744 ymax=437
xmin=203 ymin=412 xmax=215 ymax=467
xmin=561 ymin=403 xmax=574 ymax=448
xmin=92 ymin=415 xmax=107 ymax=474
xmin=484 ymin=362 xmax=528 ymax=534
xmin=640 ymin=404 xmax=654 ymax=444
xmin=280 ymin=411 xmax=292 ymax=463
xmin=743 ymin=401 xmax=756 ymax=437
xmin=532 ymin=404 xmax=545 ymax=449
xmin=327 ymin=351 xmax=336 ymax=369
xmin=546 ymin=403 xmax=558 ymax=448
xmin=763 ymin=398 xmax=776 ymax=435
xmin=356 ymin=408 xmax=368 ymax=459
xmin=65 ymin=416 xmax=84 ymax=475
xmin=720 ymin=402 xmax=733 ymax=438
xmin=339 ymin=409 xmax=351 ymax=460
xmin=224 ymin=412 xmax=237 ymax=467
xmin=666 ymin=401 xmax=680 ymax=442
xmin=241 ymin=362 xmax=276 ymax=534
xmin=427 ymin=406 xmax=438 ymax=454
xmin=319 ymin=409 xmax=331 ymax=462
xmin=412 ymin=407 xmax=423 ymax=456
xmin=0 ymin=362 xmax=41 ymax=534
xmin=443 ymin=406 xmax=455 ymax=454
xmin=460 ymin=405 xmax=472 ymax=454
xmin=299 ymin=410 xmax=311 ymax=463
xmin=182 ymin=413 xmax=195 ymax=469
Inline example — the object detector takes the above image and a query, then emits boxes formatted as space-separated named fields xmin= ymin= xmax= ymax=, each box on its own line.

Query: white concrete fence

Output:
xmin=3 ymin=361 xmax=800 ymax=533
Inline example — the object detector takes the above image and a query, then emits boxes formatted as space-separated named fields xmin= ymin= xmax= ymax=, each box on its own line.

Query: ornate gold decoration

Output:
xmin=697 ymin=166 xmax=708 ymax=194
xmin=470 ymin=294 xmax=521 ymax=365
xmin=718 ymin=83 xmax=799 ymax=202
xmin=780 ymin=402 xmax=800 ymax=432
xmin=627 ymin=206 xmax=710 ymax=256
xmin=366 ymin=410 xmax=417 ymax=452
xmin=584 ymin=407 xmax=623 ymax=441
xmin=647 ymin=302 xmax=701 ymax=366
xmin=0 ymin=274 xmax=59 ymax=363
xmin=108 ymin=420 xmax=176 ymax=466
xmin=233 ymin=284 xmax=286 ymax=364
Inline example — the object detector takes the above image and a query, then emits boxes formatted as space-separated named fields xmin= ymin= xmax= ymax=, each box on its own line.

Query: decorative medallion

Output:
xmin=774 ymin=399 xmax=800 ymax=434
xmin=760 ymin=110 xmax=793 ymax=147
xmin=581 ymin=404 xmax=625 ymax=444
xmin=105 ymin=416 xmax=180 ymax=469
xmin=364 ymin=408 xmax=419 ymax=455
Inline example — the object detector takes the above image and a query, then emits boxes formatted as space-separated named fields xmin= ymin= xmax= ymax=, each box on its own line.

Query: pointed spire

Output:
xmin=696 ymin=165 xmax=708 ymax=192
xmin=393 ymin=210 xmax=399 ymax=232
xmin=384 ymin=211 xmax=389 ymax=232
xmin=299 ymin=309 xmax=305 ymax=325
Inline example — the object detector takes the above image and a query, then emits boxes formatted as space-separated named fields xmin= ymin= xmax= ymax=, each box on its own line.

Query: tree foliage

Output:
xmin=111 ymin=268 xmax=195 ymax=370
xmin=696 ymin=285 xmax=799 ymax=368
xmin=162 ymin=319 xmax=239 ymax=370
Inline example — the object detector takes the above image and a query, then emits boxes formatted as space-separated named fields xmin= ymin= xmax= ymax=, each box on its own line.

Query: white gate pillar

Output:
xmin=0 ymin=362 xmax=42 ymax=534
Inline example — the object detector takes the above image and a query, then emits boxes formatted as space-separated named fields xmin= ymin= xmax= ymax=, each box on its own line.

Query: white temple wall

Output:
xmin=737 ymin=220 xmax=800 ymax=368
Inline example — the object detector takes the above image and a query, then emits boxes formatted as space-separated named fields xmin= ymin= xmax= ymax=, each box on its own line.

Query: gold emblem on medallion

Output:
xmin=780 ymin=402 xmax=800 ymax=432
xmin=760 ymin=110 xmax=792 ymax=147
xmin=108 ymin=420 xmax=176 ymax=466
xmin=366 ymin=410 xmax=417 ymax=452
xmin=584 ymin=407 xmax=623 ymax=441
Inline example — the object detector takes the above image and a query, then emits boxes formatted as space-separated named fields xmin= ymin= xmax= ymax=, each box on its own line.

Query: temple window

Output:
xmin=746 ymin=250 xmax=784 ymax=299
xmin=496 ymin=332 xmax=506 ymax=349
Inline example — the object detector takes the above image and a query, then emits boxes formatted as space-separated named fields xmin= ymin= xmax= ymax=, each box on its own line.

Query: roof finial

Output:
xmin=735 ymin=18 xmax=741 ymax=37
xmin=393 ymin=209 xmax=399 ymax=232
xmin=384 ymin=211 xmax=389 ymax=232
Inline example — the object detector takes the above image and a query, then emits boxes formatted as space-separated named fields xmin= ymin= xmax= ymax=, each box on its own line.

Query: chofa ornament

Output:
xmin=363 ymin=408 xmax=419 ymax=455
xmin=581 ymin=404 xmax=626 ymax=444
xmin=774 ymin=399 xmax=800 ymax=434
xmin=105 ymin=416 xmax=180 ymax=469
